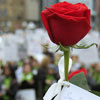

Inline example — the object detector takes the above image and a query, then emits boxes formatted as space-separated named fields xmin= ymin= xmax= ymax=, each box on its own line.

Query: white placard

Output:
xmin=3 ymin=35 xmax=19 ymax=62
xmin=16 ymin=89 xmax=36 ymax=100
xmin=26 ymin=28 xmax=51 ymax=57
xmin=0 ymin=37 xmax=4 ymax=60
xmin=59 ymin=82 xmax=100 ymax=100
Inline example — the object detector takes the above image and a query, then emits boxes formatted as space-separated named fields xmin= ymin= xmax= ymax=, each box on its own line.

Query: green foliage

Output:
xmin=69 ymin=72 xmax=90 ymax=91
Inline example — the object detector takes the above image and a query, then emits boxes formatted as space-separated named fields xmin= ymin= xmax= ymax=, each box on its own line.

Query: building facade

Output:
xmin=25 ymin=0 xmax=40 ymax=21
xmin=0 ymin=0 xmax=41 ymax=22
xmin=0 ymin=0 xmax=25 ymax=31
xmin=0 ymin=0 xmax=25 ymax=21
xmin=0 ymin=0 xmax=41 ymax=31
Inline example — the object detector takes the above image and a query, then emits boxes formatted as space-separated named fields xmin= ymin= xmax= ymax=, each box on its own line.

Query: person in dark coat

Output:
xmin=37 ymin=56 xmax=50 ymax=100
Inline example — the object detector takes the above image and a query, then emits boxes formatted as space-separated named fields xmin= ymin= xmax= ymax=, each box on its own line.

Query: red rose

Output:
xmin=68 ymin=68 xmax=87 ymax=80
xmin=41 ymin=2 xmax=91 ymax=46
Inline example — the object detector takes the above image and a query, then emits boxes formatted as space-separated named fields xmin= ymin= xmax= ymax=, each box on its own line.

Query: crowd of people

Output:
xmin=0 ymin=49 xmax=100 ymax=100
xmin=0 ymin=49 xmax=60 ymax=100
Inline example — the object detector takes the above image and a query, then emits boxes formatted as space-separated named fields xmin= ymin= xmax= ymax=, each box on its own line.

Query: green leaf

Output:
xmin=41 ymin=44 xmax=49 ymax=49
xmin=41 ymin=44 xmax=59 ymax=52
xmin=72 ymin=43 xmax=98 ymax=49
xmin=69 ymin=72 xmax=90 ymax=91
xmin=55 ymin=47 xmax=60 ymax=52
xmin=90 ymin=91 xmax=100 ymax=97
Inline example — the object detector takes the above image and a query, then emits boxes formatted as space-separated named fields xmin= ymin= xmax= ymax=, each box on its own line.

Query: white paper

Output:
xmin=59 ymin=82 xmax=100 ymax=100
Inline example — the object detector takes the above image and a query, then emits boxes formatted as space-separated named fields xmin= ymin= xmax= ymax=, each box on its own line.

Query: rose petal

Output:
xmin=41 ymin=1 xmax=91 ymax=46
xmin=41 ymin=10 xmax=55 ymax=42
xmin=47 ymin=13 xmax=91 ymax=46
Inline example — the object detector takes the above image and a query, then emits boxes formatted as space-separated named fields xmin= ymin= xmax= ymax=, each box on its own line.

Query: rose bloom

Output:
xmin=41 ymin=2 xmax=91 ymax=46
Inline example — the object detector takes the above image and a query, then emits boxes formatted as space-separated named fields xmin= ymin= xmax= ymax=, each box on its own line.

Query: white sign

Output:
xmin=16 ymin=89 xmax=36 ymax=100
xmin=0 ymin=37 xmax=4 ymax=60
xmin=59 ymin=82 xmax=100 ymax=100
xmin=3 ymin=35 xmax=19 ymax=62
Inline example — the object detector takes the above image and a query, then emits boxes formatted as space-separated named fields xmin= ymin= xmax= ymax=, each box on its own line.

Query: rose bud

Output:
xmin=41 ymin=2 xmax=91 ymax=46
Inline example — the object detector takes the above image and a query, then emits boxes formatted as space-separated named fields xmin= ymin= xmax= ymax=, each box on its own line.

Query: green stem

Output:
xmin=64 ymin=47 xmax=70 ymax=81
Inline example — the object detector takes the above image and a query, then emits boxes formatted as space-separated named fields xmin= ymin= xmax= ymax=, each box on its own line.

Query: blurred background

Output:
xmin=0 ymin=0 xmax=100 ymax=100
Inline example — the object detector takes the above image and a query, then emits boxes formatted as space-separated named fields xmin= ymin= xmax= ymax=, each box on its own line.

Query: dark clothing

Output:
xmin=7 ymin=80 xmax=18 ymax=100
xmin=37 ymin=67 xmax=48 ymax=98
xmin=1 ymin=77 xmax=18 ymax=100
xmin=10 ymin=65 xmax=17 ymax=79
xmin=19 ymin=72 xmax=35 ymax=90
xmin=92 ymin=85 xmax=100 ymax=92
xmin=19 ymin=81 xmax=35 ymax=89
